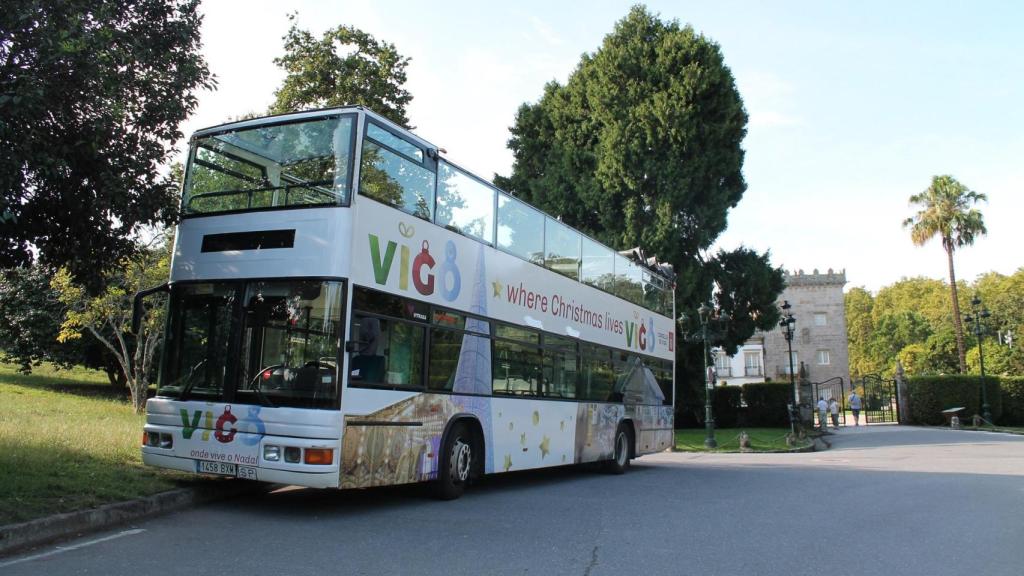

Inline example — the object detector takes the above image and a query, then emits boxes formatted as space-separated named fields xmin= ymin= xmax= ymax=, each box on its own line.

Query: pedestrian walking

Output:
xmin=848 ymin=391 xmax=862 ymax=426
xmin=830 ymin=398 xmax=839 ymax=428
xmin=817 ymin=397 xmax=828 ymax=430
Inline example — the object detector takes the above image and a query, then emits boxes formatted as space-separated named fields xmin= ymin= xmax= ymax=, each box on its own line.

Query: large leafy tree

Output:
xmin=500 ymin=7 xmax=747 ymax=281
xmin=498 ymin=6 xmax=781 ymax=406
xmin=845 ymin=287 xmax=877 ymax=377
xmin=0 ymin=0 xmax=213 ymax=288
xmin=0 ymin=264 xmax=125 ymax=385
xmin=706 ymin=248 xmax=785 ymax=355
xmin=270 ymin=14 xmax=412 ymax=127
xmin=903 ymin=175 xmax=987 ymax=373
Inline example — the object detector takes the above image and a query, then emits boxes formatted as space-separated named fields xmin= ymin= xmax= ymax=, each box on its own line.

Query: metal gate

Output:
xmin=857 ymin=374 xmax=899 ymax=424
xmin=812 ymin=377 xmax=846 ymax=427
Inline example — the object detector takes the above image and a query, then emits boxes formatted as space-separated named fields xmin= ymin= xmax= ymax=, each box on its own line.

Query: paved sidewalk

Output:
xmin=651 ymin=424 xmax=1024 ymax=476
xmin=0 ymin=482 xmax=264 ymax=557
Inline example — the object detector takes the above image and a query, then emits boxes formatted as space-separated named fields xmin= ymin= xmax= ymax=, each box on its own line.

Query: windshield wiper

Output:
xmin=178 ymin=358 xmax=207 ymax=402
xmin=249 ymin=368 xmax=277 ymax=408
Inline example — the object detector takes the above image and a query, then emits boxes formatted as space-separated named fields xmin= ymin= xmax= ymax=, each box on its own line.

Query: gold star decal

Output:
xmin=504 ymin=454 xmax=513 ymax=472
xmin=492 ymin=280 xmax=503 ymax=297
xmin=520 ymin=432 xmax=526 ymax=445
xmin=560 ymin=420 xmax=565 ymax=432
xmin=539 ymin=436 xmax=551 ymax=459
xmin=532 ymin=410 xmax=540 ymax=425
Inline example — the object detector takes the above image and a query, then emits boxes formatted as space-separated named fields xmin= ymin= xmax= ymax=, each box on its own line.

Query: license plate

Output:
xmin=197 ymin=460 xmax=236 ymax=476
xmin=197 ymin=460 xmax=257 ymax=479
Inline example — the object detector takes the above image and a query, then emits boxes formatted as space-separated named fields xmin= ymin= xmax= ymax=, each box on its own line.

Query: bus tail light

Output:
xmin=304 ymin=448 xmax=333 ymax=465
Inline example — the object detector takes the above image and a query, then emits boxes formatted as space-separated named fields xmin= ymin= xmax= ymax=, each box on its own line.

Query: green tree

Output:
xmin=0 ymin=0 xmax=213 ymax=288
xmin=52 ymin=237 xmax=171 ymax=412
xmin=873 ymin=276 xmax=959 ymax=335
xmin=270 ymin=14 xmax=412 ymax=127
xmin=970 ymin=269 xmax=1024 ymax=375
xmin=500 ymin=6 xmax=747 ymax=282
xmin=903 ymin=175 xmax=987 ymax=373
xmin=496 ymin=6 xmax=776 ymax=416
xmin=0 ymin=264 xmax=127 ymax=386
xmin=845 ymin=287 xmax=876 ymax=377
xmin=871 ymin=311 xmax=932 ymax=363
xmin=706 ymin=247 xmax=785 ymax=354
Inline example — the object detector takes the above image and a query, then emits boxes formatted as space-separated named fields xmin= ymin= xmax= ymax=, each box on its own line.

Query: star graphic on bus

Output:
xmin=492 ymin=280 xmax=502 ymax=297
xmin=539 ymin=436 xmax=551 ymax=459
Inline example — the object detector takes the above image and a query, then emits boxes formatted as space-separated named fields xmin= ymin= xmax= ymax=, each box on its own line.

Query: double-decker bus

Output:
xmin=138 ymin=107 xmax=676 ymax=498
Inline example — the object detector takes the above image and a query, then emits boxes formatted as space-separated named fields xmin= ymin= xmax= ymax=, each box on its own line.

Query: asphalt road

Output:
xmin=3 ymin=426 xmax=1023 ymax=576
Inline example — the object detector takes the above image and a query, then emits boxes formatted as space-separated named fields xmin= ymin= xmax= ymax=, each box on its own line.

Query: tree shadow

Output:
xmin=0 ymin=370 xmax=131 ymax=402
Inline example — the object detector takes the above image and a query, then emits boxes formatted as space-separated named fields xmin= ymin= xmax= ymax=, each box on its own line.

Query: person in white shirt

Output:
xmin=848 ymin=391 xmax=862 ymax=426
xmin=829 ymin=398 xmax=839 ymax=428
xmin=817 ymin=397 xmax=829 ymax=429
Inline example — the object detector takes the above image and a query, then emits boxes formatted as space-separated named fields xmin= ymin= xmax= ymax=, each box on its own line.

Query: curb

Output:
xmin=0 ymin=482 xmax=259 ymax=557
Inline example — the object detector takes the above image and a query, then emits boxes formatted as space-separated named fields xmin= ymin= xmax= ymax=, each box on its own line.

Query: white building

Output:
xmin=712 ymin=335 xmax=766 ymax=387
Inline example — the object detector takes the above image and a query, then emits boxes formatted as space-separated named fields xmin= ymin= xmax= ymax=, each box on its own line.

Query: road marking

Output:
xmin=0 ymin=529 xmax=146 ymax=569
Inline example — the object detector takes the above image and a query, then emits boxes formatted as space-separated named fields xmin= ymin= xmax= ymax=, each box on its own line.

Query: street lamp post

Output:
xmin=696 ymin=303 xmax=729 ymax=446
xmin=679 ymin=303 xmax=730 ymax=449
xmin=779 ymin=301 xmax=797 ymax=432
xmin=964 ymin=295 xmax=993 ymax=424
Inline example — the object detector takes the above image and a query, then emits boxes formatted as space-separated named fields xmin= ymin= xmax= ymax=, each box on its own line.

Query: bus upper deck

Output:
xmin=181 ymin=107 xmax=674 ymax=317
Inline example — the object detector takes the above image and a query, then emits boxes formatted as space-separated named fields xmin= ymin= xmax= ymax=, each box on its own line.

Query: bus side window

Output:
xmin=580 ymin=344 xmax=613 ymax=402
xmin=350 ymin=314 xmax=424 ymax=388
xmin=359 ymin=122 xmax=435 ymax=221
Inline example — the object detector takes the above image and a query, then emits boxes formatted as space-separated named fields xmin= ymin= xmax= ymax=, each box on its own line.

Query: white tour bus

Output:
xmin=138 ymin=107 xmax=676 ymax=498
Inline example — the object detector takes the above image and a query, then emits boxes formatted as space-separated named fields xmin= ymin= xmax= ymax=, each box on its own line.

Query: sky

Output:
xmin=180 ymin=0 xmax=1024 ymax=294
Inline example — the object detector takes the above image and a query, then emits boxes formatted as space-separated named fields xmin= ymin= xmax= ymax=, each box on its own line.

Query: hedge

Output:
xmin=905 ymin=375 xmax=1004 ymax=425
xmin=998 ymin=377 xmax=1024 ymax=425
xmin=712 ymin=385 xmax=743 ymax=428
xmin=741 ymin=382 xmax=791 ymax=427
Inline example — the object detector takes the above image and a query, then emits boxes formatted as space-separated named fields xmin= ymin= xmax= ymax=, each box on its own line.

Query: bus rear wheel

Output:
xmin=605 ymin=424 xmax=631 ymax=475
xmin=435 ymin=422 xmax=473 ymax=500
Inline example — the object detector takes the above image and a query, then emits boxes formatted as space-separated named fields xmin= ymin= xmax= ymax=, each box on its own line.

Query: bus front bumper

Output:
xmin=142 ymin=451 xmax=340 ymax=489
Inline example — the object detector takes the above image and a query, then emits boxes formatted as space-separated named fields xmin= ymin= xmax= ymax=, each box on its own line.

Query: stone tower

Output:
xmin=763 ymin=269 xmax=850 ymax=400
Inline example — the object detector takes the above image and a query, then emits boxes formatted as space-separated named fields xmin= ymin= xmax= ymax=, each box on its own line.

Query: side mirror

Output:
xmin=132 ymin=283 xmax=170 ymax=334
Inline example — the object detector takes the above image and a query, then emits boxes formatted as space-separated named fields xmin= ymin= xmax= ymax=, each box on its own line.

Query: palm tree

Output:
xmin=902 ymin=175 xmax=987 ymax=373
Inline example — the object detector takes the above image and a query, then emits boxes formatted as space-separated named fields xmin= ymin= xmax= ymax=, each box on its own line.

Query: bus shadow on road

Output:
xmin=231 ymin=461 xmax=657 ymax=517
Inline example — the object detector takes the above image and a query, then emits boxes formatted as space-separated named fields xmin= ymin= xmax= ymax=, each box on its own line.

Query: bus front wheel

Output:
xmin=435 ymin=422 xmax=473 ymax=500
xmin=605 ymin=424 xmax=632 ymax=475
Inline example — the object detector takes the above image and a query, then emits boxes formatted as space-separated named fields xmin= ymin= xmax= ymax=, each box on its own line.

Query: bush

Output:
xmin=905 ymin=375 xmax=1003 ymax=425
xmin=999 ymin=377 xmax=1024 ymax=426
xmin=742 ymin=382 xmax=791 ymax=427
xmin=712 ymin=385 xmax=743 ymax=428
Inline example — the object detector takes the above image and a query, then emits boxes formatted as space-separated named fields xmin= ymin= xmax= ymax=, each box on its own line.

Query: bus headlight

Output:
xmin=263 ymin=445 xmax=281 ymax=462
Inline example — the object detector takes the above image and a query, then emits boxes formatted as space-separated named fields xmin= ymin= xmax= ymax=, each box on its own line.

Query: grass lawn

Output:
xmin=0 ymin=362 xmax=195 ymax=525
xmin=674 ymin=427 xmax=805 ymax=452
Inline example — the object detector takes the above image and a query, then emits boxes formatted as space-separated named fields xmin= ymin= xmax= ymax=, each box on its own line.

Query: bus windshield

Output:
xmin=183 ymin=115 xmax=356 ymax=215
xmin=158 ymin=279 xmax=345 ymax=410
